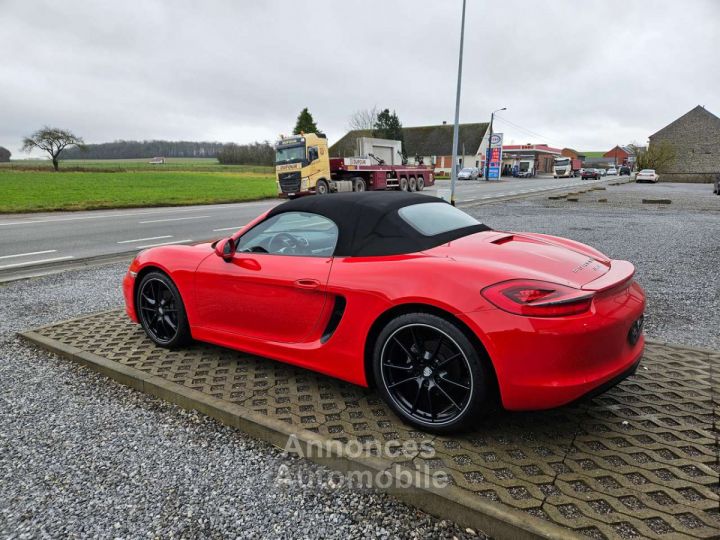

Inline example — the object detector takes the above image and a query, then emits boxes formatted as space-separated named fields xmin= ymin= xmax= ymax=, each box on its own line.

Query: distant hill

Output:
xmin=60 ymin=140 xmax=225 ymax=160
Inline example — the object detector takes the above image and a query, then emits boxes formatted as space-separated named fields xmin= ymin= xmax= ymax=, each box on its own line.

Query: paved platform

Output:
xmin=21 ymin=310 xmax=719 ymax=539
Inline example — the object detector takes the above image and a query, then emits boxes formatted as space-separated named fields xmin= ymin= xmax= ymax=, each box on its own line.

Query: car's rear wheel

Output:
xmin=373 ymin=313 xmax=489 ymax=433
xmin=136 ymin=271 xmax=191 ymax=348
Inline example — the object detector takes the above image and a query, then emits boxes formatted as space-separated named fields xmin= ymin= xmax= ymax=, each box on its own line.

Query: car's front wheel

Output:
xmin=373 ymin=313 xmax=490 ymax=433
xmin=136 ymin=271 xmax=191 ymax=348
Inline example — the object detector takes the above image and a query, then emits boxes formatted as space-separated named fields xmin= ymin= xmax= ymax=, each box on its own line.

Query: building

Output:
xmin=648 ymin=105 xmax=720 ymax=182
xmin=561 ymin=148 xmax=586 ymax=161
xmin=329 ymin=122 xmax=489 ymax=175
xmin=603 ymin=145 xmax=636 ymax=167
xmin=501 ymin=144 xmax=562 ymax=175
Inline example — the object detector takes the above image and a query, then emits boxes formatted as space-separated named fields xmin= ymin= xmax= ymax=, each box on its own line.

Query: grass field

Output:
xmin=0 ymin=169 xmax=277 ymax=213
xmin=0 ymin=157 xmax=273 ymax=174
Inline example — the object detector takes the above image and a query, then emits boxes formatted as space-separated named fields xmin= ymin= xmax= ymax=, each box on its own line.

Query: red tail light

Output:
xmin=481 ymin=280 xmax=594 ymax=317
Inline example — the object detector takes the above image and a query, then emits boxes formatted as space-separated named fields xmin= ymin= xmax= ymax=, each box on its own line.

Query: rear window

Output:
xmin=398 ymin=202 xmax=480 ymax=236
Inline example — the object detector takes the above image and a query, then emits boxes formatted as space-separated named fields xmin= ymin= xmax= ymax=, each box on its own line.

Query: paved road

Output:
xmin=0 ymin=175 xmax=615 ymax=277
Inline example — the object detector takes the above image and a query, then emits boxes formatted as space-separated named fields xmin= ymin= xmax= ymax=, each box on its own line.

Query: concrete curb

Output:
xmin=19 ymin=325 xmax=581 ymax=540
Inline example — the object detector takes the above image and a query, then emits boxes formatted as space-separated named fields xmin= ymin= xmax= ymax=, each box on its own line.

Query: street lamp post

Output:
xmin=484 ymin=107 xmax=506 ymax=181
xmin=449 ymin=0 xmax=467 ymax=206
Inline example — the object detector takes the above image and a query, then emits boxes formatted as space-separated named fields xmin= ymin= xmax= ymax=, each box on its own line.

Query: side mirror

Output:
xmin=215 ymin=237 xmax=235 ymax=262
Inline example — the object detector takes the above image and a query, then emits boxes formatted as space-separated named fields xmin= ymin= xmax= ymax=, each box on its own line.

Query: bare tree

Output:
xmin=347 ymin=106 xmax=379 ymax=131
xmin=22 ymin=127 xmax=85 ymax=171
xmin=628 ymin=141 xmax=676 ymax=172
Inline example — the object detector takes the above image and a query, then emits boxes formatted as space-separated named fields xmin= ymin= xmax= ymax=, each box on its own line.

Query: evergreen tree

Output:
xmin=373 ymin=109 xmax=405 ymax=157
xmin=293 ymin=108 xmax=319 ymax=135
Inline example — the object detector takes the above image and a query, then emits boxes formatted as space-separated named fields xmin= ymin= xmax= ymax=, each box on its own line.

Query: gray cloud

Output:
xmin=1 ymin=0 xmax=718 ymax=155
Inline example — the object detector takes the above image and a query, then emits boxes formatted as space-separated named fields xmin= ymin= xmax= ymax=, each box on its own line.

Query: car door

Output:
xmin=194 ymin=211 xmax=338 ymax=343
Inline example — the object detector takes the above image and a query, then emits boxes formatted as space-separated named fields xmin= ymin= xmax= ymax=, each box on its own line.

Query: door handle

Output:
xmin=294 ymin=278 xmax=320 ymax=290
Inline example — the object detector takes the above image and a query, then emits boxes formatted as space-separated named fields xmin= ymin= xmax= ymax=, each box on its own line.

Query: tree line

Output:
xmin=60 ymin=140 xmax=226 ymax=160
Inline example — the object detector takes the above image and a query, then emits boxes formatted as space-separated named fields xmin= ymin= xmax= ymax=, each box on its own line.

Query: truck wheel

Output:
xmin=353 ymin=177 xmax=366 ymax=192
xmin=316 ymin=179 xmax=329 ymax=195
xmin=399 ymin=177 xmax=408 ymax=191
xmin=408 ymin=177 xmax=417 ymax=191
xmin=416 ymin=176 xmax=425 ymax=191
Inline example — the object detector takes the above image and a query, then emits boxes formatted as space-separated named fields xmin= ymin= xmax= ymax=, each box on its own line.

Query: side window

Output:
xmin=308 ymin=146 xmax=319 ymax=162
xmin=235 ymin=212 xmax=338 ymax=257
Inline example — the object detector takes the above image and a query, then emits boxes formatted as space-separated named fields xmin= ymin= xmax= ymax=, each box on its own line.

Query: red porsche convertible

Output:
xmin=123 ymin=192 xmax=645 ymax=432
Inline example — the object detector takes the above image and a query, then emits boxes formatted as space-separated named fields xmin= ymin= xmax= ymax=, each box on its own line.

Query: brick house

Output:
xmin=329 ymin=123 xmax=489 ymax=175
xmin=604 ymin=145 xmax=635 ymax=166
xmin=648 ymin=105 xmax=720 ymax=183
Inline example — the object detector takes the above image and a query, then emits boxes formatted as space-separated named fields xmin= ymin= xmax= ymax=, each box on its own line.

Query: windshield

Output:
xmin=554 ymin=159 xmax=570 ymax=167
xmin=459 ymin=168 xmax=473 ymax=173
xmin=398 ymin=202 xmax=480 ymax=236
xmin=275 ymin=144 xmax=306 ymax=164
xmin=640 ymin=169 xmax=655 ymax=173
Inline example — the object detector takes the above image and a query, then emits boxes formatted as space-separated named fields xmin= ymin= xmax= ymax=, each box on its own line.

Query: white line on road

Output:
xmin=138 ymin=216 xmax=209 ymax=224
xmin=212 ymin=225 xmax=245 ymax=232
xmin=0 ymin=249 xmax=57 ymax=260
xmin=117 ymin=235 xmax=172 ymax=244
xmin=136 ymin=239 xmax=193 ymax=249
xmin=0 ymin=256 xmax=74 ymax=270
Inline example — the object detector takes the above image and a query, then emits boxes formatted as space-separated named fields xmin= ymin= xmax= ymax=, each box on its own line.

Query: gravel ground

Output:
xmin=0 ymin=265 xmax=485 ymax=539
xmin=465 ymin=181 xmax=720 ymax=349
xmin=1 ymin=181 xmax=716 ymax=538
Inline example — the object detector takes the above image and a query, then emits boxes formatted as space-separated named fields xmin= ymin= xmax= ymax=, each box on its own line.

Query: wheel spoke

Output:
xmin=435 ymin=383 xmax=462 ymax=411
xmin=388 ymin=375 xmax=418 ymax=389
xmin=435 ymin=352 xmax=462 ymax=369
xmin=410 ymin=381 xmax=423 ymax=413
xmin=431 ymin=336 xmax=444 ymax=360
xmin=408 ymin=326 xmax=421 ymax=354
xmin=426 ymin=386 xmax=435 ymax=422
xmin=163 ymin=315 xmax=177 ymax=331
xmin=383 ymin=362 xmax=413 ymax=371
xmin=392 ymin=335 xmax=414 ymax=360
xmin=437 ymin=375 xmax=470 ymax=391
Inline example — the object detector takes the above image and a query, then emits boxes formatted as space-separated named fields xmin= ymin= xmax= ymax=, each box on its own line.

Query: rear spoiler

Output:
xmin=581 ymin=260 xmax=635 ymax=292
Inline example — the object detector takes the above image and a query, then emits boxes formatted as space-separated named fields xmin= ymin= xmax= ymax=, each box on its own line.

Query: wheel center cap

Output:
xmin=423 ymin=366 xmax=433 ymax=377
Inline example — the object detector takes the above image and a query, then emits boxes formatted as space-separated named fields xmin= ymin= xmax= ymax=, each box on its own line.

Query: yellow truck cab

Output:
xmin=275 ymin=133 xmax=331 ymax=197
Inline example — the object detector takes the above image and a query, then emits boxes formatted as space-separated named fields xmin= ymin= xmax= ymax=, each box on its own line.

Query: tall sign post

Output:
xmin=449 ymin=0 xmax=467 ymax=206
xmin=485 ymin=132 xmax=504 ymax=180
xmin=484 ymin=107 xmax=506 ymax=181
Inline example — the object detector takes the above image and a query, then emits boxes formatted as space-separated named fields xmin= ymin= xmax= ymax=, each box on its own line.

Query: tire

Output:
xmin=372 ymin=312 xmax=490 ymax=433
xmin=416 ymin=176 xmax=425 ymax=191
xmin=316 ymin=179 xmax=329 ymax=195
xmin=353 ymin=177 xmax=366 ymax=192
xmin=408 ymin=176 xmax=417 ymax=191
xmin=136 ymin=271 xmax=191 ymax=348
xmin=399 ymin=177 xmax=409 ymax=191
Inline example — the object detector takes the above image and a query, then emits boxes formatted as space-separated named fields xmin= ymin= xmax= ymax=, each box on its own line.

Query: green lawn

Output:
xmin=0 ymin=157 xmax=273 ymax=174
xmin=0 ymin=170 xmax=277 ymax=213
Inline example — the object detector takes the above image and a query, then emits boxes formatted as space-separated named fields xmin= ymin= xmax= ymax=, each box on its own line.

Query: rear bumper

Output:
xmin=465 ymin=280 xmax=646 ymax=410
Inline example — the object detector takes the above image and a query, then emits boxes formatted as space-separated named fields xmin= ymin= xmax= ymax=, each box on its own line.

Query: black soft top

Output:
xmin=266 ymin=192 xmax=491 ymax=257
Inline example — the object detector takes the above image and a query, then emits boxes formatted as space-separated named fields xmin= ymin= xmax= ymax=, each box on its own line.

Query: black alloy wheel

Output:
xmin=137 ymin=271 xmax=191 ymax=348
xmin=374 ymin=313 xmax=489 ymax=433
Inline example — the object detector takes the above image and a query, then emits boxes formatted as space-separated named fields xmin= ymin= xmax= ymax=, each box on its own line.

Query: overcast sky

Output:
xmin=2 ymin=0 xmax=718 ymax=156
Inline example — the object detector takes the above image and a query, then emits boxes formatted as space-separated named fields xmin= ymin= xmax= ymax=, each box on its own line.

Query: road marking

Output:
xmin=117 ymin=235 xmax=172 ymax=244
xmin=0 ymin=256 xmax=74 ymax=270
xmin=0 ymin=249 xmax=57 ymax=260
xmin=0 ymin=201 xmax=279 ymax=227
xmin=212 ymin=225 xmax=245 ymax=232
xmin=136 ymin=239 xmax=193 ymax=249
xmin=138 ymin=216 xmax=209 ymax=224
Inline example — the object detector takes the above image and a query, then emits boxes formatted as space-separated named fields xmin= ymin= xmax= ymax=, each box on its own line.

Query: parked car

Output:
xmin=517 ymin=170 xmax=533 ymax=178
xmin=581 ymin=168 xmax=600 ymax=180
xmin=635 ymin=169 xmax=659 ymax=183
xmin=599 ymin=168 xmax=607 ymax=176
xmin=619 ymin=166 xmax=631 ymax=176
xmin=606 ymin=167 xmax=618 ymax=176
xmin=123 ymin=192 xmax=645 ymax=433
xmin=457 ymin=167 xmax=479 ymax=180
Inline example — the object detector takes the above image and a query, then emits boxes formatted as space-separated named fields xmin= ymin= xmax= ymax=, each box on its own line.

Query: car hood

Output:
xmin=428 ymin=231 xmax=612 ymax=288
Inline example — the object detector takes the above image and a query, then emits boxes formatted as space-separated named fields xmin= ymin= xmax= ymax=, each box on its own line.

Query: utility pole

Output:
xmin=449 ymin=0 xmax=467 ymax=206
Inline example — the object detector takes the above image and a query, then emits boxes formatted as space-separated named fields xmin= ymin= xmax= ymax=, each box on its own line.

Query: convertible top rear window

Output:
xmin=398 ymin=202 xmax=480 ymax=236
